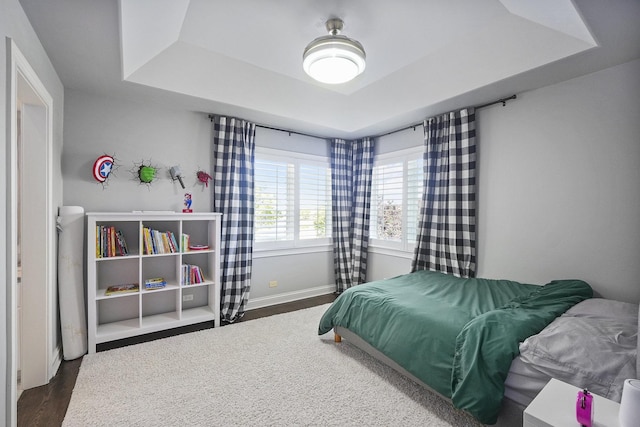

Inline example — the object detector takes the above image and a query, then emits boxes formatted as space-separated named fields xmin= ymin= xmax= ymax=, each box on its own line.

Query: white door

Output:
xmin=8 ymin=40 xmax=57 ymax=426
xmin=19 ymin=101 xmax=51 ymax=389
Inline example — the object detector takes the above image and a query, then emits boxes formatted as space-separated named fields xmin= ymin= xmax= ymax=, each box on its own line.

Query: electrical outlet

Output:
xmin=269 ymin=280 xmax=278 ymax=288
xmin=182 ymin=294 xmax=194 ymax=302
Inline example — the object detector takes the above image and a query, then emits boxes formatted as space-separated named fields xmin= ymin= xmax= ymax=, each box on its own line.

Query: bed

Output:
xmin=318 ymin=269 xmax=639 ymax=425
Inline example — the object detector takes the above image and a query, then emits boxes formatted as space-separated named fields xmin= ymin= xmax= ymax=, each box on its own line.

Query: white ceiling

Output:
xmin=19 ymin=0 xmax=640 ymax=139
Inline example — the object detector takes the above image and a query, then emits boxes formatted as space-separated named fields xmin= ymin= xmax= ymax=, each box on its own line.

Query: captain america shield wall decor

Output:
xmin=92 ymin=154 xmax=116 ymax=186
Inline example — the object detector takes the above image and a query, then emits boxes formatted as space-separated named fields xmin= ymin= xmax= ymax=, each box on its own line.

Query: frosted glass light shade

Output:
xmin=303 ymin=35 xmax=366 ymax=84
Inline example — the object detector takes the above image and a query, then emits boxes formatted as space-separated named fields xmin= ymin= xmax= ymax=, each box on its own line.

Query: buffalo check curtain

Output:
xmin=331 ymin=137 xmax=375 ymax=293
xmin=411 ymin=108 xmax=477 ymax=278
xmin=213 ymin=116 xmax=256 ymax=323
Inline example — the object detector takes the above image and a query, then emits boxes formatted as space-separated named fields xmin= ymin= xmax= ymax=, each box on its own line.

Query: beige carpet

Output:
xmin=63 ymin=304 xmax=482 ymax=426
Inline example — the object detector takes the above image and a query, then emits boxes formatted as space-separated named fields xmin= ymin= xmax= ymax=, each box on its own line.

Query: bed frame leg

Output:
xmin=334 ymin=333 xmax=342 ymax=343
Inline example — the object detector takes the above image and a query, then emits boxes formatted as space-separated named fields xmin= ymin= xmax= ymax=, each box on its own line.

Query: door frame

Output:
xmin=7 ymin=38 xmax=56 ymax=426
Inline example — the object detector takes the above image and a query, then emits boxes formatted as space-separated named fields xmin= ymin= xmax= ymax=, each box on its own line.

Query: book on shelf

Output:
xmin=104 ymin=283 xmax=139 ymax=295
xmin=143 ymin=227 xmax=153 ymax=255
xmin=116 ymin=230 xmax=129 ymax=255
xmin=144 ymin=277 xmax=167 ymax=290
xmin=169 ymin=233 xmax=179 ymax=252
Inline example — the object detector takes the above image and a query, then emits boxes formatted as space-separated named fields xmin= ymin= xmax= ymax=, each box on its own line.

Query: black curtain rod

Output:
xmin=208 ymin=93 xmax=517 ymax=141
xmin=255 ymin=124 xmax=327 ymax=140
xmin=207 ymin=115 xmax=326 ymax=140
xmin=375 ymin=94 xmax=517 ymax=138
xmin=474 ymin=94 xmax=517 ymax=109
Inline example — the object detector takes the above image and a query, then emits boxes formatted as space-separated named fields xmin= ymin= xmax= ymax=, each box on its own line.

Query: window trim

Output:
xmin=369 ymin=146 xmax=423 ymax=253
xmin=254 ymin=147 xmax=332 ymax=253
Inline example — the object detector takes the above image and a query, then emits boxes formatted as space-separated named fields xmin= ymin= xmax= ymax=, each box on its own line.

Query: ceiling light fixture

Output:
xmin=303 ymin=18 xmax=366 ymax=85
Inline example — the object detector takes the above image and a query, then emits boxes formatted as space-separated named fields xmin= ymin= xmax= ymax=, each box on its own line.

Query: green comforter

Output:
xmin=318 ymin=270 xmax=592 ymax=424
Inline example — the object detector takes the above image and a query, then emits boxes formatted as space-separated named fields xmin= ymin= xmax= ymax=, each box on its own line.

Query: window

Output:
xmin=369 ymin=148 xmax=423 ymax=250
xmin=254 ymin=148 xmax=331 ymax=250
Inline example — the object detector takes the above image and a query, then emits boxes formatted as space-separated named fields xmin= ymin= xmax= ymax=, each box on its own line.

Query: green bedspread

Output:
xmin=318 ymin=270 xmax=592 ymax=424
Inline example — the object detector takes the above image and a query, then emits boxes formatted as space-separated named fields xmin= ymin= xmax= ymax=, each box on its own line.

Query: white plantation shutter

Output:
xmin=369 ymin=148 xmax=423 ymax=250
xmin=371 ymin=162 xmax=403 ymax=241
xmin=299 ymin=163 xmax=332 ymax=240
xmin=254 ymin=158 xmax=294 ymax=242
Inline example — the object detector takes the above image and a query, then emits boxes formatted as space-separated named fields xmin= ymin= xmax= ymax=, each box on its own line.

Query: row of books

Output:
xmin=96 ymin=226 xmax=129 ymax=258
xmin=143 ymin=227 xmax=179 ymax=255
xmin=96 ymin=228 xmax=210 ymax=258
xmin=182 ymin=264 xmax=206 ymax=286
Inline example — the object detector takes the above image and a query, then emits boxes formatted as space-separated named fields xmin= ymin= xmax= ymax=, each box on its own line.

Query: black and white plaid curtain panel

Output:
xmin=331 ymin=137 xmax=375 ymax=293
xmin=411 ymin=108 xmax=477 ymax=278
xmin=212 ymin=116 xmax=256 ymax=323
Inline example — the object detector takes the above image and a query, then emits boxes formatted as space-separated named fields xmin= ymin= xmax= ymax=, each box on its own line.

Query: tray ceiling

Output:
xmin=19 ymin=0 xmax=640 ymax=138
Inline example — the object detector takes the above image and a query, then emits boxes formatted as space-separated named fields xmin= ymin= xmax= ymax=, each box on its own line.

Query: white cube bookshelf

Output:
xmin=86 ymin=212 xmax=222 ymax=353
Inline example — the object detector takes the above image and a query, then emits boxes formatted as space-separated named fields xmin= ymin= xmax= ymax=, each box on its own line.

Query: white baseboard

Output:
xmin=246 ymin=284 xmax=335 ymax=311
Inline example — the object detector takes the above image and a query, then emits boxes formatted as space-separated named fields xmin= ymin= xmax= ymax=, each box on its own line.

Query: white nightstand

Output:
xmin=523 ymin=378 xmax=620 ymax=427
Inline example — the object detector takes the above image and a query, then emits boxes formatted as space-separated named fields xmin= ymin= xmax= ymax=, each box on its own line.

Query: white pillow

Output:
xmin=564 ymin=298 xmax=638 ymax=380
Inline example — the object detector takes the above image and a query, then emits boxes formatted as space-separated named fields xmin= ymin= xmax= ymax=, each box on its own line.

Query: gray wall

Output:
xmin=63 ymin=89 xmax=331 ymax=211
xmin=372 ymin=58 xmax=640 ymax=304
xmin=476 ymin=58 xmax=640 ymax=303
xmin=251 ymin=250 xmax=334 ymax=305
xmin=1 ymin=0 xmax=65 ymax=423
xmin=63 ymin=89 xmax=214 ymax=212
xmin=62 ymin=92 xmax=335 ymax=305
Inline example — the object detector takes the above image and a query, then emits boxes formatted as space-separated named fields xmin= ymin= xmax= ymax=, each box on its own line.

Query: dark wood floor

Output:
xmin=17 ymin=294 xmax=336 ymax=427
